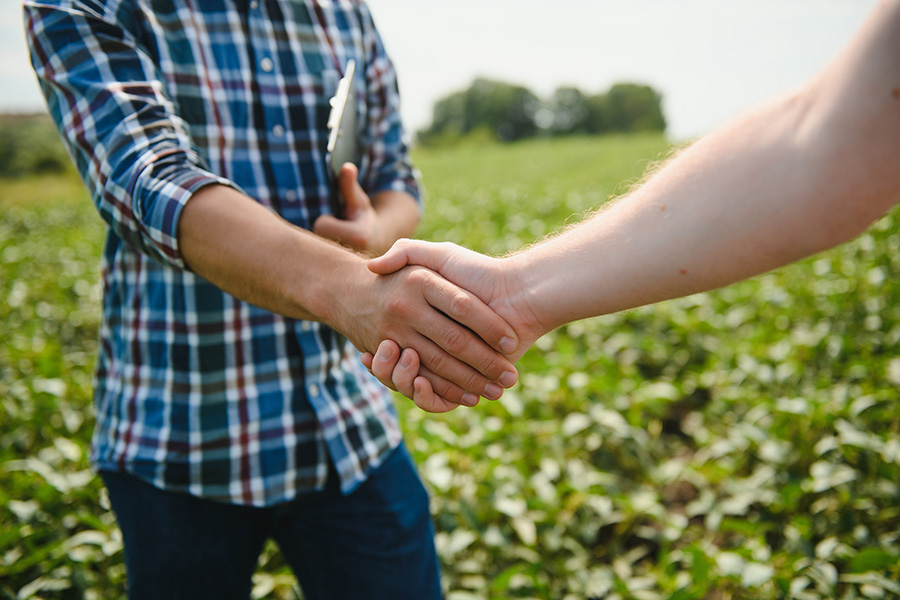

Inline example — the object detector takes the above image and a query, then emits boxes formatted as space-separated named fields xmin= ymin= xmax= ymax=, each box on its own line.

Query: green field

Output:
xmin=2 ymin=134 xmax=899 ymax=599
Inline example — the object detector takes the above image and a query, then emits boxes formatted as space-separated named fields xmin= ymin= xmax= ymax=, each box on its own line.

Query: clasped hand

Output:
xmin=361 ymin=239 xmax=547 ymax=413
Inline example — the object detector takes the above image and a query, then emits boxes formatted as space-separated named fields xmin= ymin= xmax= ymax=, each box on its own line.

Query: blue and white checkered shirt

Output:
xmin=25 ymin=0 xmax=418 ymax=506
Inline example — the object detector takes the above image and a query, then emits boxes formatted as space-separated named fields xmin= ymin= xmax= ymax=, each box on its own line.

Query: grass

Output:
xmin=2 ymin=134 xmax=899 ymax=599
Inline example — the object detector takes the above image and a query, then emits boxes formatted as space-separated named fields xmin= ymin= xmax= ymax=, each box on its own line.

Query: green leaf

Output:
xmin=849 ymin=548 xmax=899 ymax=573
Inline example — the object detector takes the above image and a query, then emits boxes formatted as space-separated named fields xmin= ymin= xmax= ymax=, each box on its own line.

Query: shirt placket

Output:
xmin=247 ymin=3 xmax=292 ymax=188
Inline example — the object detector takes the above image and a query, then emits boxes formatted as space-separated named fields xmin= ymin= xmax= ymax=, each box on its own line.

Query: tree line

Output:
xmin=0 ymin=113 xmax=71 ymax=178
xmin=418 ymin=78 xmax=666 ymax=145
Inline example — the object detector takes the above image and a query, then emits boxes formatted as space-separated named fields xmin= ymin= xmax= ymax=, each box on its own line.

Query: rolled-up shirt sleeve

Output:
xmin=358 ymin=4 xmax=421 ymax=208
xmin=24 ymin=1 xmax=236 ymax=269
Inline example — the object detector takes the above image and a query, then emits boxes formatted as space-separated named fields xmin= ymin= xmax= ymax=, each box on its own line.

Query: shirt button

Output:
xmin=285 ymin=190 xmax=297 ymax=201
xmin=300 ymin=320 xmax=311 ymax=331
xmin=260 ymin=57 xmax=274 ymax=72
xmin=308 ymin=384 xmax=320 ymax=397
xmin=272 ymin=124 xmax=285 ymax=138
xmin=249 ymin=0 xmax=259 ymax=8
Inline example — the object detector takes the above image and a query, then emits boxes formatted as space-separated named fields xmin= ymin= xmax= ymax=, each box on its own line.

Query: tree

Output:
xmin=604 ymin=83 xmax=666 ymax=133
xmin=420 ymin=78 xmax=540 ymax=143
xmin=583 ymin=93 xmax=611 ymax=135
xmin=0 ymin=114 xmax=71 ymax=177
xmin=548 ymin=87 xmax=589 ymax=136
xmin=419 ymin=79 xmax=666 ymax=144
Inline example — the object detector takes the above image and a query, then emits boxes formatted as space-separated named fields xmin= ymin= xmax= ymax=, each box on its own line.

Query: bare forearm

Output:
xmin=179 ymin=184 xmax=354 ymax=322
xmin=515 ymin=97 xmax=837 ymax=329
xmin=516 ymin=0 xmax=900 ymax=332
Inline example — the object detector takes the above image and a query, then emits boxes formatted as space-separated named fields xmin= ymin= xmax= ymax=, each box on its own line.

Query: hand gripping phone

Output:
xmin=326 ymin=59 xmax=359 ymax=217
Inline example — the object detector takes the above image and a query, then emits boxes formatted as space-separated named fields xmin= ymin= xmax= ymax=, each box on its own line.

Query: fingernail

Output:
xmin=399 ymin=350 xmax=413 ymax=368
xmin=483 ymin=383 xmax=503 ymax=400
xmin=499 ymin=370 xmax=518 ymax=388
xmin=377 ymin=345 xmax=394 ymax=361
xmin=461 ymin=393 xmax=480 ymax=407
xmin=499 ymin=336 xmax=517 ymax=354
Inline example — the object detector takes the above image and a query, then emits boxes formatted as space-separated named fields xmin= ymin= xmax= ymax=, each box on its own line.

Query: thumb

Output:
xmin=367 ymin=238 xmax=415 ymax=274
xmin=337 ymin=163 xmax=369 ymax=216
xmin=368 ymin=240 xmax=458 ymax=275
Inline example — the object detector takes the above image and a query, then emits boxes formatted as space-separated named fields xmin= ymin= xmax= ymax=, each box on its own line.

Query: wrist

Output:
xmin=285 ymin=238 xmax=370 ymax=331
xmin=500 ymin=253 xmax=555 ymax=343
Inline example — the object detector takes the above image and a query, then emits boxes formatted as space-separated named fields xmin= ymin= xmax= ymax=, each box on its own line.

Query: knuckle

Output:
xmin=384 ymin=294 xmax=411 ymax=318
xmin=441 ymin=328 xmax=468 ymax=354
xmin=447 ymin=291 xmax=471 ymax=318
xmin=425 ymin=349 xmax=447 ymax=374
xmin=458 ymin=370 xmax=483 ymax=394
xmin=407 ymin=267 xmax=430 ymax=286
xmin=474 ymin=353 xmax=502 ymax=379
xmin=371 ymin=361 xmax=392 ymax=383
xmin=429 ymin=378 xmax=463 ymax=404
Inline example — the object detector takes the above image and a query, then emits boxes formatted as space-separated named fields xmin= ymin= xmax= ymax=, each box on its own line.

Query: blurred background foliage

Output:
xmin=417 ymin=78 xmax=665 ymax=145
xmin=0 ymin=114 xmax=71 ymax=178
xmin=2 ymin=115 xmax=899 ymax=600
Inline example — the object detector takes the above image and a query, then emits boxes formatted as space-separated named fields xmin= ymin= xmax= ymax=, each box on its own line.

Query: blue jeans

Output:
xmin=100 ymin=444 xmax=442 ymax=600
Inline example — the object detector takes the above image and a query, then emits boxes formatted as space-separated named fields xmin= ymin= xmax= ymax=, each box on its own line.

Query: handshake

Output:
xmin=357 ymin=238 xmax=555 ymax=414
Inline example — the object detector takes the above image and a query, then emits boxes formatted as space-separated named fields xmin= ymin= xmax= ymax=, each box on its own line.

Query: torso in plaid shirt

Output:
xmin=25 ymin=0 xmax=419 ymax=506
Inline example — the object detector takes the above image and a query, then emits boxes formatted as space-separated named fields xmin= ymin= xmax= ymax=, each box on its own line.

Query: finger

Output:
xmin=413 ymin=366 xmax=478 ymax=412
xmin=423 ymin=277 xmax=519 ymax=356
xmin=368 ymin=239 xmax=457 ymax=275
xmin=312 ymin=215 xmax=366 ymax=250
xmin=312 ymin=214 xmax=344 ymax=240
xmin=410 ymin=312 xmax=516 ymax=400
xmin=370 ymin=340 xmax=404 ymax=394
xmin=375 ymin=268 xmax=515 ymax=399
xmin=368 ymin=341 xmax=471 ymax=407
xmin=409 ymin=347 xmax=492 ymax=407
xmin=412 ymin=376 xmax=460 ymax=414
xmin=371 ymin=341 xmax=471 ymax=411
xmin=361 ymin=351 xmax=374 ymax=371
xmin=338 ymin=163 xmax=370 ymax=216
xmin=391 ymin=348 xmax=421 ymax=399
xmin=369 ymin=239 xmax=462 ymax=276
xmin=375 ymin=336 xmax=486 ymax=407
xmin=367 ymin=239 xmax=414 ymax=274
xmin=411 ymin=273 xmax=519 ymax=380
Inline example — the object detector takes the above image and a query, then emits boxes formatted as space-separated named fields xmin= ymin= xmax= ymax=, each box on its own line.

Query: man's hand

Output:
xmin=332 ymin=258 xmax=521 ymax=409
xmin=313 ymin=163 xmax=412 ymax=256
xmin=362 ymin=240 xmax=549 ymax=408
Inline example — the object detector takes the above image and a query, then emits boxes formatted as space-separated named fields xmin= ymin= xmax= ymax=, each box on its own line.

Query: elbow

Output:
xmin=791 ymin=90 xmax=900 ymax=251
xmin=814 ymin=187 xmax=900 ymax=253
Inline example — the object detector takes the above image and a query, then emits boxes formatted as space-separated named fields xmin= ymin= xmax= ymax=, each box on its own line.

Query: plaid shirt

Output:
xmin=25 ymin=0 xmax=419 ymax=506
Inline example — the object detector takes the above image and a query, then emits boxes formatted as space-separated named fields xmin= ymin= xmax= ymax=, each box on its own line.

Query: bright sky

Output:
xmin=3 ymin=0 xmax=879 ymax=140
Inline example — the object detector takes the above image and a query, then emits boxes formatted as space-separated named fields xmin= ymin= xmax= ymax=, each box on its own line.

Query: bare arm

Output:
xmin=366 ymin=0 xmax=900 ymax=404
xmin=517 ymin=0 xmax=900 ymax=330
